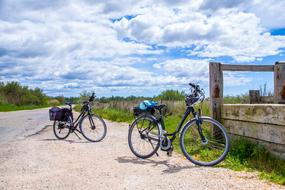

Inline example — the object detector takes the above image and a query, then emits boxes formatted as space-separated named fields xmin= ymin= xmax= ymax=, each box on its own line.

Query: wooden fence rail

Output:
xmin=209 ymin=61 xmax=285 ymax=159
xmin=209 ymin=61 xmax=285 ymax=122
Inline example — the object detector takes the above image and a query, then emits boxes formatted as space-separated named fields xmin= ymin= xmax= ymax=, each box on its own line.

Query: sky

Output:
xmin=0 ymin=0 xmax=285 ymax=97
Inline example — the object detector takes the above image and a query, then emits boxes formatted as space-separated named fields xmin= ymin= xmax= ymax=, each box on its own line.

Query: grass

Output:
xmin=89 ymin=106 xmax=285 ymax=185
xmin=222 ymin=138 xmax=285 ymax=185
xmin=91 ymin=108 xmax=134 ymax=123
xmin=0 ymin=103 xmax=54 ymax=112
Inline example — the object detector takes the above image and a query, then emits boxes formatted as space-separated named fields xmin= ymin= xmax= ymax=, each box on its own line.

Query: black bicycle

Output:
xmin=128 ymin=83 xmax=230 ymax=166
xmin=50 ymin=93 xmax=107 ymax=142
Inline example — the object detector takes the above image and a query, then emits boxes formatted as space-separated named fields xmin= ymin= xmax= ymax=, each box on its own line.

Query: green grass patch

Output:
xmin=92 ymin=108 xmax=134 ymax=123
xmin=0 ymin=103 xmax=54 ymax=112
xmin=74 ymin=105 xmax=134 ymax=123
xmin=90 ymin=107 xmax=285 ymax=185
xmin=221 ymin=138 xmax=285 ymax=185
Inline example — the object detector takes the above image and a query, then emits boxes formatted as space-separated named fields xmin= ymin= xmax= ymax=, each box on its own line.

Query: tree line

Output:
xmin=0 ymin=81 xmax=48 ymax=106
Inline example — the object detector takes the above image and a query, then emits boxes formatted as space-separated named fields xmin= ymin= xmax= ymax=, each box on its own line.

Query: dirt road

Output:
xmin=0 ymin=108 xmax=283 ymax=190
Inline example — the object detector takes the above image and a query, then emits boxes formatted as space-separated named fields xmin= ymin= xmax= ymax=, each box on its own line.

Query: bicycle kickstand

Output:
xmin=167 ymin=146 xmax=173 ymax=157
xmin=73 ymin=130 xmax=81 ymax=140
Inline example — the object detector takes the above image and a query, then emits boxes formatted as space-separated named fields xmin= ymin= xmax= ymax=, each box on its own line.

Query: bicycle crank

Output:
xmin=160 ymin=137 xmax=172 ymax=151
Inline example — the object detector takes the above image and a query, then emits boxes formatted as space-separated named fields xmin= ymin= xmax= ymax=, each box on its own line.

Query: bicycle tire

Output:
xmin=53 ymin=120 xmax=71 ymax=140
xmin=128 ymin=115 xmax=161 ymax=159
xmin=180 ymin=117 xmax=230 ymax=166
xmin=79 ymin=114 xmax=107 ymax=142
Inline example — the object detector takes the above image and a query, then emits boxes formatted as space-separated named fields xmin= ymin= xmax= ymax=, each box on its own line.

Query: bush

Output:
xmin=0 ymin=81 xmax=48 ymax=106
xmin=155 ymin=90 xmax=185 ymax=101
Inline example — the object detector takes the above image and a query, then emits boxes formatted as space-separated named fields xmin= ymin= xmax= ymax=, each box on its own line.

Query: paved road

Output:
xmin=0 ymin=108 xmax=284 ymax=190
xmin=0 ymin=108 xmax=50 ymax=142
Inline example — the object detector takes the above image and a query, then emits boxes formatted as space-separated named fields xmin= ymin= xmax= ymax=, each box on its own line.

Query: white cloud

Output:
xmin=200 ymin=0 xmax=285 ymax=29
xmin=153 ymin=58 xmax=252 ymax=88
xmin=0 ymin=0 xmax=284 ymax=96
xmin=114 ymin=7 xmax=285 ymax=62
xmin=153 ymin=58 xmax=209 ymax=79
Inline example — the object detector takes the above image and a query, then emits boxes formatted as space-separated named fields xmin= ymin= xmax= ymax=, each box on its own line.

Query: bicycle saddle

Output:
xmin=65 ymin=102 xmax=73 ymax=106
xmin=155 ymin=104 xmax=166 ymax=110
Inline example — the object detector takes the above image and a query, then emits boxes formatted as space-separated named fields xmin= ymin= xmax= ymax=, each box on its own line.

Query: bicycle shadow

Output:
xmin=115 ymin=156 xmax=196 ymax=174
xmin=39 ymin=138 xmax=93 ymax=144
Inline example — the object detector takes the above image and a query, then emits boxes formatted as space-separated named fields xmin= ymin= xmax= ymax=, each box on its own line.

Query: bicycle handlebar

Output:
xmin=89 ymin=92 xmax=95 ymax=102
xmin=189 ymin=83 xmax=201 ymax=93
xmin=189 ymin=82 xmax=197 ymax=89
xmin=187 ymin=82 xmax=205 ymax=104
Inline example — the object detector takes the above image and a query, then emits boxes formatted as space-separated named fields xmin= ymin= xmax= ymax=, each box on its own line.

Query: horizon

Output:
xmin=0 ymin=0 xmax=284 ymax=97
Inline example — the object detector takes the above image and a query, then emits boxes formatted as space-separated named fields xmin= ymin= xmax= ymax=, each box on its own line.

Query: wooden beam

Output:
xmin=274 ymin=61 xmax=285 ymax=104
xmin=222 ymin=104 xmax=285 ymax=126
xmin=221 ymin=64 xmax=274 ymax=72
xmin=223 ymin=120 xmax=285 ymax=145
xmin=249 ymin=90 xmax=260 ymax=104
xmin=209 ymin=62 xmax=223 ymax=122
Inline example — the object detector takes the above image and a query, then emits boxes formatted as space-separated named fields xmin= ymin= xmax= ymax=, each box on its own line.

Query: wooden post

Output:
xmin=209 ymin=62 xmax=223 ymax=122
xmin=274 ymin=61 xmax=285 ymax=104
xmin=249 ymin=90 xmax=260 ymax=104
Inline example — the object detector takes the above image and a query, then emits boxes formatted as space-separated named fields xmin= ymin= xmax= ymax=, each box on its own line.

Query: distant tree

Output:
xmin=79 ymin=90 xmax=94 ymax=102
xmin=55 ymin=96 xmax=65 ymax=104
xmin=155 ymin=90 xmax=185 ymax=101
xmin=0 ymin=81 xmax=48 ymax=105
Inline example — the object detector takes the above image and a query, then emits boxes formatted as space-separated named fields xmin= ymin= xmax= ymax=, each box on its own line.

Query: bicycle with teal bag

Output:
xmin=128 ymin=83 xmax=230 ymax=166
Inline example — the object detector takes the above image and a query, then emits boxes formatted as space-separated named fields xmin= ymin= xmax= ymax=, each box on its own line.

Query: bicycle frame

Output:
xmin=156 ymin=105 xmax=201 ymax=142
xmin=67 ymin=104 xmax=93 ymax=132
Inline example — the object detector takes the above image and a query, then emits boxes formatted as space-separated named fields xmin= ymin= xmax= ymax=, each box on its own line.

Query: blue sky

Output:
xmin=0 ymin=0 xmax=285 ymax=97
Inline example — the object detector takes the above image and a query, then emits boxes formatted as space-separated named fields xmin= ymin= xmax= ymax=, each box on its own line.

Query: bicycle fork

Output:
xmin=88 ymin=115 xmax=96 ymax=130
xmin=195 ymin=114 xmax=207 ymax=145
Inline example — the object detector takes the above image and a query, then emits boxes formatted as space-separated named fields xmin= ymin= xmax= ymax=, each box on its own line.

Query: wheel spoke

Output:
xmin=53 ymin=121 xmax=70 ymax=140
xmin=80 ymin=115 xmax=107 ymax=142
xmin=128 ymin=116 xmax=160 ymax=159
xmin=181 ymin=118 xmax=229 ymax=166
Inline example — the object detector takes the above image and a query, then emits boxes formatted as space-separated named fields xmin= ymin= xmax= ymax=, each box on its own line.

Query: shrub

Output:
xmin=0 ymin=81 xmax=48 ymax=106
xmin=155 ymin=90 xmax=185 ymax=101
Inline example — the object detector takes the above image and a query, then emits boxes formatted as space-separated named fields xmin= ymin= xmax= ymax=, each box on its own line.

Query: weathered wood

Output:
xmin=221 ymin=64 xmax=274 ymax=72
xmin=274 ymin=61 xmax=285 ymax=104
xmin=260 ymin=96 xmax=274 ymax=103
xmin=222 ymin=104 xmax=285 ymax=126
xmin=223 ymin=119 xmax=285 ymax=145
xmin=249 ymin=90 xmax=260 ymax=104
xmin=209 ymin=62 xmax=223 ymax=122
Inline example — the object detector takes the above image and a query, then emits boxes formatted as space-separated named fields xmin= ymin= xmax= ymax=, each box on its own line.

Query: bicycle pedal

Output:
xmin=167 ymin=151 xmax=172 ymax=157
xmin=167 ymin=147 xmax=173 ymax=157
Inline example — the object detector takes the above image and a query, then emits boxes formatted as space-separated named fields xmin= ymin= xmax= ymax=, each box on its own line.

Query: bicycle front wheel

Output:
xmin=180 ymin=117 xmax=230 ymax=166
xmin=128 ymin=115 xmax=161 ymax=159
xmin=79 ymin=114 xmax=107 ymax=142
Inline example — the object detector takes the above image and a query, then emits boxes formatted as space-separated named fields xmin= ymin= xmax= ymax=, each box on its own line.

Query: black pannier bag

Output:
xmin=133 ymin=107 xmax=155 ymax=117
xmin=133 ymin=107 xmax=143 ymax=116
xmin=49 ymin=107 xmax=62 ymax=121
xmin=49 ymin=107 xmax=72 ymax=121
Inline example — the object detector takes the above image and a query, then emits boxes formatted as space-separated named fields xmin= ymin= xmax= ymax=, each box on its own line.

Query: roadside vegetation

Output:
xmin=75 ymin=89 xmax=284 ymax=185
xmin=2 ymin=81 xmax=284 ymax=184
xmin=0 ymin=81 xmax=78 ymax=111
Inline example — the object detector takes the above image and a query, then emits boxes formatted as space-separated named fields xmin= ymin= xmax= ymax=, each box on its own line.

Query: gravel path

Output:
xmin=0 ymin=108 xmax=284 ymax=190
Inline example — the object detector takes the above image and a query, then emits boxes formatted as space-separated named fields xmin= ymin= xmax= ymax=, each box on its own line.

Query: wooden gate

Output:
xmin=209 ymin=62 xmax=285 ymax=158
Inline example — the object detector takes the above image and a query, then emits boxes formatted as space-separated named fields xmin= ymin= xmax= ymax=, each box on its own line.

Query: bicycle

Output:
xmin=128 ymin=83 xmax=230 ymax=166
xmin=51 ymin=93 xmax=107 ymax=142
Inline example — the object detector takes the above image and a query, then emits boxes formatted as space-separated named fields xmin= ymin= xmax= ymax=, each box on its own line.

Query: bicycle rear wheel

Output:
xmin=180 ymin=117 xmax=230 ymax=166
xmin=53 ymin=120 xmax=71 ymax=140
xmin=79 ymin=114 xmax=107 ymax=142
xmin=128 ymin=115 xmax=160 ymax=159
